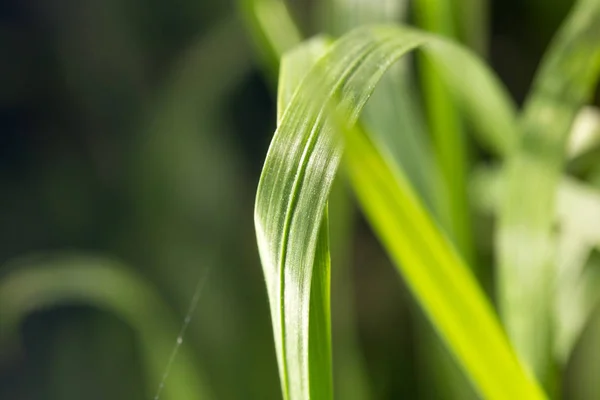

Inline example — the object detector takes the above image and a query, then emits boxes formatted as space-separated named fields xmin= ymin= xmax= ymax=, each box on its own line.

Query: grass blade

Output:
xmin=342 ymin=123 xmax=544 ymax=400
xmin=0 ymin=254 xmax=212 ymax=400
xmin=258 ymin=37 xmax=335 ymax=400
xmin=496 ymin=0 xmax=600 ymax=380
xmin=239 ymin=0 xmax=302 ymax=73
xmin=255 ymin=24 xmax=544 ymax=399
xmin=453 ymin=0 xmax=489 ymax=56
xmin=411 ymin=1 xmax=487 ymax=397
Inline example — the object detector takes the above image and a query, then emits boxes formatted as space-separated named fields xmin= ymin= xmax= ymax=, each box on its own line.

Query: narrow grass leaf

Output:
xmin=343 ymin=123 xmax=544 ymax=400
xmin=255 ymin=24 xmax=543 ymax=400
xmin=0 ymin=254 xmax=212 ymax=400
xmin=239 ymin=0 xmax=302 ymax=73
xmin=285 ymin=37 xmax=335 ymax=400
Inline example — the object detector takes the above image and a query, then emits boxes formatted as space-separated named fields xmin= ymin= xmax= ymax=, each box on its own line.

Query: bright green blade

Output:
xmin=0 ymin=254 xmax=212 ymax=400
xmin=255 ymin=24 xmax=543 ymax=400
xmin=496 ymin=0 xmax=600 ymax=380
xmin=342 ymin=123 xmax=544 ymax=400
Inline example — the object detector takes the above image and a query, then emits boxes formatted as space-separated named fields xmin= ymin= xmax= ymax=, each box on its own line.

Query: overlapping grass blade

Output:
xmin=413 ymin=0 xmax=472 ymax=263
xmin=322 ymin=2 xmax=420 ymax=398
xmin=0 ymin=254 xmax=212 ymax=400
xmin=255 ymin=24 xmax=543 ymax=400
xmin=411 ymin=1 xmax=485 ymax=396
xmin=342 ymin=122 xmax=544 ymax=400
xmin=496 ymin=0 xmax=600 ymax=380
xmin=345 ymin=0 xmax=436 ymax=211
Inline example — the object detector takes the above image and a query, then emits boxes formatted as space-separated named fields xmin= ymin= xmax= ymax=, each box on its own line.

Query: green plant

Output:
xmin=249 ymin=0 xmax=600 ymax=399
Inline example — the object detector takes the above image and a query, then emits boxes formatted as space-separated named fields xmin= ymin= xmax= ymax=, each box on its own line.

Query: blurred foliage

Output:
xmin=0 ymin=0 xmax=599 ymax=399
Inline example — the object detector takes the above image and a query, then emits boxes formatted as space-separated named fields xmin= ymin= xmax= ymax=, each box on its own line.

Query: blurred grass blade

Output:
xmin=255 ymin=24 xmax=543 ymax=400
xmin=554 ymin=233 xmax=599 ymax=364
xmin=567 ymin=106 xmax=600 ymax=160
xmin=453 ymin=0 xmax=489 ymax=56
xmin=338 ymin=0 xmax=437 ymax=212
xmin=345 ymin=1 xmax=469 ymax=398
xmin=320 ymin=0 xmax=435 ymax=203
xmin=473 ymin=165 xmax=600 ymax=365
xmin=555 ymin=175 xmax=600 ymax=363
xmin=413 ymin=0 xmax=472 ymax=264
xmin=239 ymin=0 xmax=302 ymax=73
xmin=497 ymin=0 xmax=600 ymax=380
xmin=410 ymin=2 xmax=482 ymax=396
xmin=567 ymin=106 xmax=600 ymax=175
xmin=0 ymin=254 xmax=212 ymax=400
xmin=364 ymin=67 xmax=435 ymax=206
xmin=318 ymin=0 xmax=408 ymax=36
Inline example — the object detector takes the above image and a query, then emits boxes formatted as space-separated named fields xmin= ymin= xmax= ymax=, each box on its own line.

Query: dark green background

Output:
xmin=1 ymin=0 xmax=598 ymax=399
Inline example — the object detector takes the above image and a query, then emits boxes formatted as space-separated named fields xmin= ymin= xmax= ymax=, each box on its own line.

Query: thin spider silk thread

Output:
xmin=153 ymin=266 xmax=211 ymax=400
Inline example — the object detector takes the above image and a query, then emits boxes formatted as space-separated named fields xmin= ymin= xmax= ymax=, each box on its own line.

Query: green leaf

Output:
xmin=255 ymin=24 xmax=543 ymax=400
xmin=0 ymin=254 xmax=213 ymax=400
xmin=239 ymin=0 xmax=302 ymax=73
xmin=258 ymin=36 xmax=335 ymax=400
xmin=496 ymin=0 xmax=600 ymax=380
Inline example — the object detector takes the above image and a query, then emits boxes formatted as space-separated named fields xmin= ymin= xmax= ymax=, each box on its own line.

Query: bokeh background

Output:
xmin=0 ymin=0 xmax=599 ymax=399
